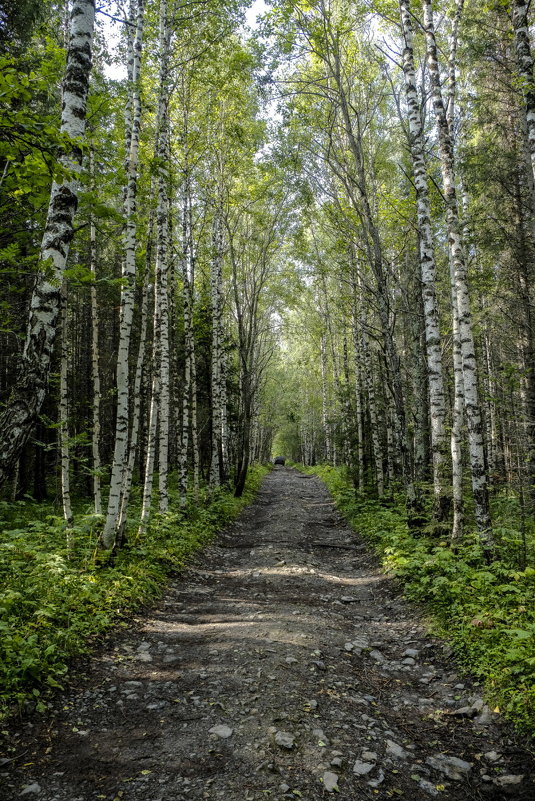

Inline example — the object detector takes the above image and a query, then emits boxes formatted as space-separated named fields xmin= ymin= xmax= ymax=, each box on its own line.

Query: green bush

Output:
xmin=303 ymin=464 xmax=535 ymax=735
xmin=0 ymin=465 xmax=269 ymax=719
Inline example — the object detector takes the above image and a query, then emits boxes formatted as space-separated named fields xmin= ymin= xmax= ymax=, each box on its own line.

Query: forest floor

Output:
xmin=2 ymin=467 xmax=534 ymax=801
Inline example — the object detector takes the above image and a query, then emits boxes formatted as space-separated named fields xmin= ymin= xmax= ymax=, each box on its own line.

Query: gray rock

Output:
xmin=367 ymin=769 xmax=385 ymax=788
xmin=209 ymin=724 xmax=233 ymax=739
xmin=470 ymin=697 xmax=485 ymax=711
xmin=402 ymin=657 xmax=416 ymax=666
xmin=493 ymin=775 xmax=524 ymax=787
xmin=386 ymin=740 xmax=407 ymax=760
xmin=275 ymin=731 xmax=295 ymax=749
xmin=418 ymin=779 xmax=439 ymax=796
xmin=403 ymin=648 xmax=419 ymax=658
xmin=323 ymin=771 xmax=339 ymax=792
xmin=426 ymin=754 xmax=473 ymax=780
xmin=369 ymin=650 xmax=385 ymax=663
xmin=353 ymin=760 xmax=375 ymax=776
xmin=20 ymin=785 xmax=41 ymax=796
xmin=474 ymin=705 xmax=493 ymax=725
xmin=361 ymin=750 xmax=378 ymax=761
xmin=285 ymin=656 xmax=298 ymax=664
xmin=313 ymin=728 xmax=329 ymax=744
xmin=483 ymin=751 xmax=501 ymax=762
xmin=163 ymin=655 xmax=181 ymax=664
xmin=136 ymin=652 xmax=153 ymax=662
xmin=330 ymin=757 xmax=343 ymax=767
xmin=279 ymin=783 xmax=290 ymax=793
xmin=137 ymin=641 xmax=151 ymax=651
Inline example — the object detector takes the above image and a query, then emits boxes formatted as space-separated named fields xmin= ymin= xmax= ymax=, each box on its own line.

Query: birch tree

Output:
xmin=0 ymin=0 xmax=96 ymax=487
xmin=209 ymin=204 xmax=226 ymax=487
xmin=101 ymin=0 xmax=145 ymax=548
xmin=422 ymin=0 xmax=493 ymax=549
xmin=399 ymin=0 xmax=449 ymax=521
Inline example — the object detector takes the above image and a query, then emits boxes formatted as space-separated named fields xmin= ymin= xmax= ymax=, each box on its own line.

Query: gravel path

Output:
xmin=2 ymin=467 xmax=534 ymax=800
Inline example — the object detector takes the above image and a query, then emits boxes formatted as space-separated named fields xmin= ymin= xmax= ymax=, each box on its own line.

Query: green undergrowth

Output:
xmin=303 ymin=464 xmax=535 ymax=737
xmin=0 ymin=465 xmax=270 ymax=720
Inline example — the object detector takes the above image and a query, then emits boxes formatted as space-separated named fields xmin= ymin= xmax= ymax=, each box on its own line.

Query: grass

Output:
xmin=302 ymin=463 xmax=535 ymax=736
xmin=0 ymin=465 xmax=270 ymax=720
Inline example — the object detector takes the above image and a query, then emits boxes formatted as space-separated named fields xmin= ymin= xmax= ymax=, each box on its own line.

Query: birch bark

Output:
xmin=59 ymin=283 xmax=74 ymax=528
xmin=399 ymin=0 xmax=449 ymax=520
xmin=362 ymin=311 xmax=385 ymax=497
xmin=89 ymin=151 xmax=102 ymax=515
xmin=0 ymin=0 xmax=95 ymax=487
xmin=512 ymin=0 xmax=535 ymax=184
xmin=178 ymin=180 xmax=193 ymax=506
xmin=155 ymin=2 xmax=171 ymax=513
xmin=210 ymin=208 xmax=225 ymax=488
xmin=101 ymin=0 xmax=145 ymax=548
xmin=320 ymin=333 xmax=332 ymax=462
xmin=351 ymin=302 xmax=365 ymax=490
xmin=117 ymin=274 xmax=151 ymax=540
xmin=450 ymin=256 xmax=465 ymax=542
xmin=423 ymin=0 xmax=494 ymax=548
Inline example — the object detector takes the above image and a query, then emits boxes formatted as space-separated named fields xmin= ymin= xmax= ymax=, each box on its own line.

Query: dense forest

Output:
xmin=0 ymin=0 xmax=534 ymax=733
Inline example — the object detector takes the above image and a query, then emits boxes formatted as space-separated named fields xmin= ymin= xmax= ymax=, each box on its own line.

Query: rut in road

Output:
xmin=3 ymin=467 xmax=534 ymax=801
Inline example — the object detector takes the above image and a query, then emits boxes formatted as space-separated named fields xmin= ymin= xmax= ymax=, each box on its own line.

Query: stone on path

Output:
xmin=274 ymin=731 xmax=295 ymax=749
xmin=209 ymin=724 xmax=233 ymax=739
xmin=386 ymin=740 xmax=408 ymax=760
xmin=369 ymin=649 xmax=385 ymax=663
xmin=425 ymin=753 xmax=473 ymax=780
xmin=322 ymin=771 xmax=339 ymax=792
xmin=494 ymin=774 xmax=524 ymax=787
xmin=353 ymin=759 xmax=375 ymax=776
xmin=20 ymin=784 xmax=41 ymax=796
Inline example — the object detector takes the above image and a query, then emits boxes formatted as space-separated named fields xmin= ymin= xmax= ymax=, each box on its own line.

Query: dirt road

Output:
xmin=2 ymin=467 xmax=534 ymax=800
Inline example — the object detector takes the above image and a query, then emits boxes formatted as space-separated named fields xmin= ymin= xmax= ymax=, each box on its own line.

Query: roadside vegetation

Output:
xmin=0 ymin=465 xmax=270 ymax=720
xmin=303 ymin=464 xmax=535 ymax=736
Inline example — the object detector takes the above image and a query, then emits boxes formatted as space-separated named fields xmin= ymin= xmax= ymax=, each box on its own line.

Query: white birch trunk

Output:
xmin=512 ymin=0 xmax=535 ymax=185
xmin=351 ymin=305 xmax=365 ymax=490
xmin=210 ymin=209 xmax=224 ymax=488
xmin=190 ymin=335 xmax=200 ymax=495
xmin=102 ymin=0 xmax=145 ymax=548
xmin=400 ymin=0 xmax=449 ymax=519
xmin=139 ymin=372 xmax=159 ymax=538
xmin=155 ymin=1 xmax=171 ymax=513
xmin=450 ymin=256 xmax=465 ymax=543
xmin=362 ymin=317 xmax=385 ymax=497
xmin=117 ymin=268 xmax=152 ymax=539
xmin=89 ymin=150 xmax=102 ymax=515
xmin=320 ymin=333 xmax=332 ymax=462
xmin=0 ymin=0 xmax=95 ymax=486
xmin=423 ymin=0 xmax=493 ymax=548
xmin=220 ymin=339 xmax=229 ymax=479
xmin=179 ymin=181 xmax=193 ymax=506
xmin=59 ymin=283 xmax=74 ymax=528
